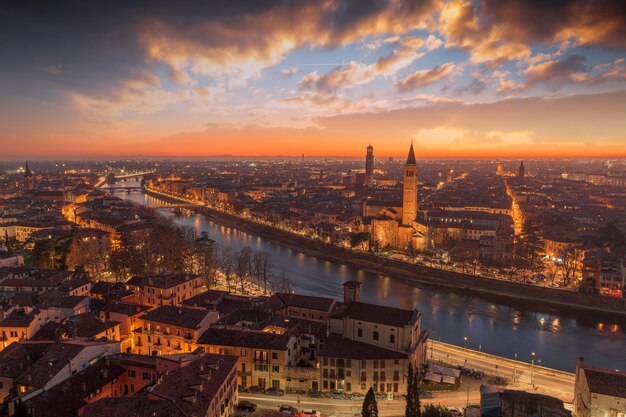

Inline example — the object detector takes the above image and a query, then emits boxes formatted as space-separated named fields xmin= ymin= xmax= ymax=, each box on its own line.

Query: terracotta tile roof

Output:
xmin=81 ymin=397 xmax=182 ymax=417
xmin=149 ymin=353 xmax=238 ymax=417
xmin=330 ymin=301 xmax=417 ymax=327
xmin=198 ymin=327 xmax=293 ymax=350
xmin=0 ymin=308 xmax=41 ymax=327
xmin=0 ymin=342 xmax=52 ymax=378
xmin=15 ymin=342 xmax=86 ymax=388
xmin=140 ymin=305 xmax=212 ymax=329
xmin=127 ymin=273 xmax=201 ymax=289
xmin=583 ymin=365 xmax=626 ymax=398
xmin=99 ymin=300 xmax=151 ymax=316
xmin=31 ymin=312 xmax=119 ymax=341
xmin=28 ymin=359 xmax=126 ymax=417
xmin=267 ymin=293 xmax=335 ymax=312
xmin=318 ymin=334 xmax=407 ymax=360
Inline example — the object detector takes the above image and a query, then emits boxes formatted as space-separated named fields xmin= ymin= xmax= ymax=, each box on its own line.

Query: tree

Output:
xmin=422 ymin=405 xmax=452 ymax=417
xmin=220 ymin=247 xmax=236 ymax=292
xmin=406 ymin=240 xmax=419 ymax=262
xmin=350 ymin=232 xmax=371 ymax=250
xmin=558 ymin=248 xmax=581 ymax=287
xmin=362 ymin=387 xmax=379 ymax=417
xmin=405 ymin=364 xmax=421 ymax=417
xmin=4 ymin=229 xmax=10 ymax=252
xmin=235 ymin=247 xmax=253 ymax=294
xmin=514 ymin=219 xmax=545 ymax=277
xmin=252 ymin=251 xmax=273 ymax=294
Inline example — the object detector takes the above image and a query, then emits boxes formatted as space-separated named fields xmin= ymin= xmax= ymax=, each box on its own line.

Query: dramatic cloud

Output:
xmin=524 ymin=54 xmax=589 ymax=86
xmin=1 ymin=0 xmax=626 ymax=158
xmin=396 ymin=63 xmax=457 ymax=91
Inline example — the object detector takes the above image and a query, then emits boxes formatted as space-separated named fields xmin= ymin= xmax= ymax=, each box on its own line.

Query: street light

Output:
xmin=513 ymin=353 xmax=518 ymax=385
xmin=464 ymin=336 xmax=468 ymax=349
xmin=531 ymin=352 xmax=536 ymax=387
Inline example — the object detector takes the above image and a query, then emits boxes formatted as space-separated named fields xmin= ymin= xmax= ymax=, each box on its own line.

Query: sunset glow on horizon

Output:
xmin=1 ymin=1 xmax=626 ymax=159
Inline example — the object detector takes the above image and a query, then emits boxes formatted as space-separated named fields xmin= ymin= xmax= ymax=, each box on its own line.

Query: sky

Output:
xmin=1 ymin=0 xmax=626 ymax=159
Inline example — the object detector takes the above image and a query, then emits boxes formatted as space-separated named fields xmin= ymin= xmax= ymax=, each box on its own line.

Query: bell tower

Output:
xmin=402 ymin=143 xmax=418 ymax=226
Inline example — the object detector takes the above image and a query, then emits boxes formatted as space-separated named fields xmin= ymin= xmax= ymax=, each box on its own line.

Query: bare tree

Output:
xmin=252 ymin=251 xmax=273 ymax=294
xmin=558 ymin=248 xmax=581 ymax=287
xmin=235 ymin=247 xmax=253 ymax=294
xmin=220 ymin=247 xmax=235 ymax=293
xmin=274 ymin=272 xmax=292 ymax=293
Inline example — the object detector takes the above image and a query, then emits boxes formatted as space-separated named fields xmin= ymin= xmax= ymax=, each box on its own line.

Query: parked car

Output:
xmin=329 ymin=390 xmax=344 ymax=399
xmin=349 ymin=393 xmax=364 ymax=401
xmin=237 ymin=401 xmax=257 ymax=412
xmin=490 ymin=376 xmax=509 ymax=385
xmin=300 ymin=410 xmax=321 ymax=417
xmin=447 ymin=407 xmax=462 ymax=417
xmin=267 ymin=387 xmax=286 ymax=396
xmin=419 ymin=391 xmax=433 ymax=399
xmin=279 ymin=405 xmax=298 ymax=413
xmin=307 ymin=390 xmax=323 ymax=398
xmin=247 ymin=385 xmax=266 ymax=394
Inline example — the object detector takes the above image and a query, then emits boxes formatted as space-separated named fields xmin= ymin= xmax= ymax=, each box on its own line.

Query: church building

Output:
xmin=371 ymin=143 xmax=427 ymax=250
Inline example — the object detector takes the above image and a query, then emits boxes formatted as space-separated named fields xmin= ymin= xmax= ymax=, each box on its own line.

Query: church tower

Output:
xmin=24 ymin=162 xmax=35 ymax=191
xmin=365 ymin=144 xmax=374 ymax=187
xmin=402 ymin=143 xmax=418 ymax=226
xmin=518 ymin=160 xmax=525 ymax=183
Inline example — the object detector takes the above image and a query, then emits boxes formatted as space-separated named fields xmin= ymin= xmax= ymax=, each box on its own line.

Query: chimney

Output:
xmin=342 ymin=281 xmax=361 ymax=303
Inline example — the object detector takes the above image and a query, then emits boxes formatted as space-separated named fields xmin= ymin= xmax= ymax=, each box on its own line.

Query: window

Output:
xmin=373 ymin=331 xmax=379 ymax=341
xmin=380 ymin=360 xmax=385 ymax=368
xmin=323 ymin=380 xmax=328 ymax=390
xmin=361 ymin=360 xmax=366 ymax=368
xmin=393 ymin=371 xmax=400 ymax=381
xmin=346 ymin=359 xmax=352 ymax=368
xmin=142 ymin=372 xmax=151 ymax=380
xmin=357 ymin=328 xmax=363 ymax=338
xmin=272 ymin=365 xmax=280 ymax=373
xmin=128 ymin=370 xmax=136 ymax=377
xmin=272 ymin=352 xmax=278 ymax=360
xmin=346 ymin=382 xmax=351 ymax=391
xmin=360 ymin=372 xmax=366 ymax=382
xmin=323 ymin=358 xmax=328 ymax=366
xmin=390 ymin=334 xmax=395 ymax=343
xmin=373 ymin=360 xmax=378 ymax=369
xmin=346 ymin=370 xmax=351 ymax=377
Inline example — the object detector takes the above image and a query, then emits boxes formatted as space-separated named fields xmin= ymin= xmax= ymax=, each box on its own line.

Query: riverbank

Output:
xmin=142 ymin=187 xmax=626 ymax=318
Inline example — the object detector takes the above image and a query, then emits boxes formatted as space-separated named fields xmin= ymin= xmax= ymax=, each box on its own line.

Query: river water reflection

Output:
xmin=108 ymin=180 xmax=625 ymax=372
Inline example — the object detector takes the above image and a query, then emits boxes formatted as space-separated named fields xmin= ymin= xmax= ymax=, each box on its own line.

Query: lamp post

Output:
xmin=531 ymin=352 xmax=536 ymax=387
xmin=464 ymin=336 xmax=468 ymax=349
xmin=513 ymin=353 xmax=517 ymax=385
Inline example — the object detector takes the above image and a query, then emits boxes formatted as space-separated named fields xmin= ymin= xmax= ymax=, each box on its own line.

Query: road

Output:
xmin=239 ymin=389 xmax=484 ymax=417
xmin=429 ymin=340 xmax=575 ymax=402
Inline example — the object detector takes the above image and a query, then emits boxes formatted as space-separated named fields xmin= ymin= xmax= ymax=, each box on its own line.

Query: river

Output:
xmin=106 ymin=179 xmax=625 ymax=372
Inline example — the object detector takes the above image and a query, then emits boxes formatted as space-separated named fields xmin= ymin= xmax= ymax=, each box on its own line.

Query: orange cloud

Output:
xmin=396 ymin=62 xmax=457 ymax=91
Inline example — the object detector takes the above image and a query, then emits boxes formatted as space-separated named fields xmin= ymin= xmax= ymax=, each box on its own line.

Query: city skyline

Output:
xmin=1 ymin=1 xmax=626 ymax=159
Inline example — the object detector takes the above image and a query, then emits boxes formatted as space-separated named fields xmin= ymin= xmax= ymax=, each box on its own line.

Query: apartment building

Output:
xmin=133 ymin=305 xmax=217 ymax=355
xmin=197 ymin=326 xmax=299 ymax=390
xmin=126 ymin=273 xmax=204 ymax=307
